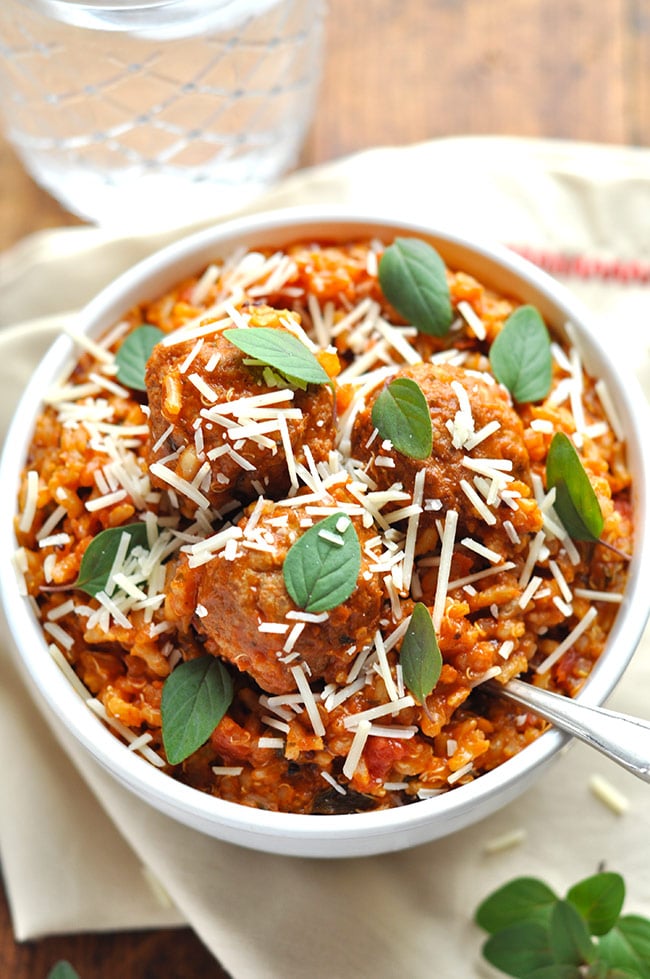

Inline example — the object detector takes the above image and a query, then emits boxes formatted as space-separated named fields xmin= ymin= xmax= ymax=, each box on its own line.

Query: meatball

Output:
xmin=351 ymin=362 xmax=537 ymax=539
xmin=165 ymin=492 xmax=384 ymax=695
xmin=145 ymin=309 xmax=336 ymax=516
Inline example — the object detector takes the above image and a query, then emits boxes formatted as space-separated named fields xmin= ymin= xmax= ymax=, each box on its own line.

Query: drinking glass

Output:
xmin=0 ymin=0 xmax=326 ymax=229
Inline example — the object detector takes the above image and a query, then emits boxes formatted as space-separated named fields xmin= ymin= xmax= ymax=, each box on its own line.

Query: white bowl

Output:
xmin=2 ymin=207 xmax=649 ymax=858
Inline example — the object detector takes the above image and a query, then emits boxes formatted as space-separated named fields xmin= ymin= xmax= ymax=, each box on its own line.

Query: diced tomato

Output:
xmin=363 ymin=736 xmax=409 ymax=781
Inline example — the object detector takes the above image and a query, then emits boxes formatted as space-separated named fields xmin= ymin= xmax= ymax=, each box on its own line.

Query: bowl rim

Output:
xmin=2 ymin=205 xmax=649 ymax=853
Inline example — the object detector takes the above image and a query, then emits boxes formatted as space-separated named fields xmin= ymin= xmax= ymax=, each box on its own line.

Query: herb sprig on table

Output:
xmin=47 ymin=962 xmax=81 ymax=979
xmin=475 ymin=871 xmax=650 ymax=978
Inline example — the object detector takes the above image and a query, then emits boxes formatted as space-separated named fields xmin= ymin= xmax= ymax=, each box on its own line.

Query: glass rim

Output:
xmin=14 ymin=0 xmax=291 ymax=34
xmin=28 ymin=0 xmax=234 ymax=7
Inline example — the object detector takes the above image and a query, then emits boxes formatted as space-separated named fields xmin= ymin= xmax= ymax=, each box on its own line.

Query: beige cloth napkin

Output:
xmin=1 ymin=136 xmax=650 ymax=978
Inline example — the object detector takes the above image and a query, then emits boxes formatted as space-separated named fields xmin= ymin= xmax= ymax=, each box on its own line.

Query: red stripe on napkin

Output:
xmin=510 ymin=245 xmax=650 ymax=285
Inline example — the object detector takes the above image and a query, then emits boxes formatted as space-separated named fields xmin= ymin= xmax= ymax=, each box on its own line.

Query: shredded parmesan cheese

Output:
xmin=483 ymin=828 xmax=527 ymax=854
xmin=19 ymin=471 xmax=39 ymax=533
xmin=342 ymin=719 xmax=372 ymax=779
xmin=535 ymin=606 xmax=598 ymax=673
xmin=588 ymin=773 xmax=630 ymax=815
xmin=290 ymin=664 xmax=325 ymax=737
xmin=432 ymin=509 xmax=458 ymax=631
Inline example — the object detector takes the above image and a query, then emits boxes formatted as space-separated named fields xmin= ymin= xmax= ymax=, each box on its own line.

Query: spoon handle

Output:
xmin=492 ymin=678 xmax=650 ymax=783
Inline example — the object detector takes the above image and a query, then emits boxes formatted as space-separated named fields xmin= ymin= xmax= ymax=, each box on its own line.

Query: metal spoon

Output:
xmin=486 ymin=678 xmax=650 ymax=783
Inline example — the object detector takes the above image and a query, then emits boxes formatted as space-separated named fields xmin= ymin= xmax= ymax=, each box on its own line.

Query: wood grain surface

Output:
xmin=1 ymin=0 xmax=649 ymax=975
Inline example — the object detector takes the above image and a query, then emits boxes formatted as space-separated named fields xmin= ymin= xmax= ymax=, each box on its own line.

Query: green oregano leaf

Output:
xmin=549 ymin=900 xmax=596 ymax=967
xmin=489 ymin=305 xmax=552 ymax=403
xmin=482 ymin=921 xmax=555 ymax=977
xmin=378 ymin=237 xmax=453 ymax=337
xmin=47 ymin=964 xmax=81 ymax=979
xmin=546 ymin=431 xmax=604 ymax=542
xmin=74 ymin=522 xmax=150 ymax=597
xmin=400 ymin=603 xmax=442 ymax=705
xmin=283 ymin=512 xmax=361 ymax=614
xmin=371 ymin=377 xmax=433 ymax=460
xmin=567 ymin=872 xmax=626 ymax=937
xmin=476 ymin=876 xmax=559 ymax=935
xmin=598 ymin=915 xmax=650 ymax=978
xmin=115 ymin=324 xmax=164 ymax=391
xmin=476 ymin=872 xmax=650 ymax=979
xmin=224 ymin=327 xmax=330 ymax=387
xmin=161 ymin=655 xmax=234 ymax=766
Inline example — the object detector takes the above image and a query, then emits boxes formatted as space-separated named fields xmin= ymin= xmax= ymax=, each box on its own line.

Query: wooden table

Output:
xmin=1 ymin=0 xmax=648 ymax=975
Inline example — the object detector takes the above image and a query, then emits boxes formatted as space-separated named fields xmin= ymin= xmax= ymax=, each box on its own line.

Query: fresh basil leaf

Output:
xmin=283 ymin=512 xmax=361 ymax=614
xmin=567 ymin=872 xmax=626 ymax=937
xmin=546 ymin=431 xmax=604 ymax=542
xmin=74 ymin=522 xmax=150 ymax=597
xmin=371 ymin=377 xmax=433 ymax=460
xmin=47 ymin=964 xmax=81 ymax=979
xmin=482 ymin=921 xmax=554 ymax=977
xmin=224 ymin=327 xmax=330 ymax=387
xmin=115 ymin=324 xmax=164 ymax=391
xmin=476 ymin=877 xmax=559 ymax=935
xmin=599 ymin=917 xmax=650 ymax=979
xmin=161 ymin=655 xmax=234 ymax=766
xmin=489 ymin=305 xmax=552 ymax=403
xmin=549 ymin=900 xmax=596 ymax=966
xmin=400 ymin=603 xmax=442 ymax=705
xmin=378 ymin=237 xmax=453 ymax=337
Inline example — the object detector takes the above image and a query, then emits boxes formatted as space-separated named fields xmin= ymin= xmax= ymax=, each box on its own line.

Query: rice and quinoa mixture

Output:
xmin=13 ymin=235 xmax=633 ymax=815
